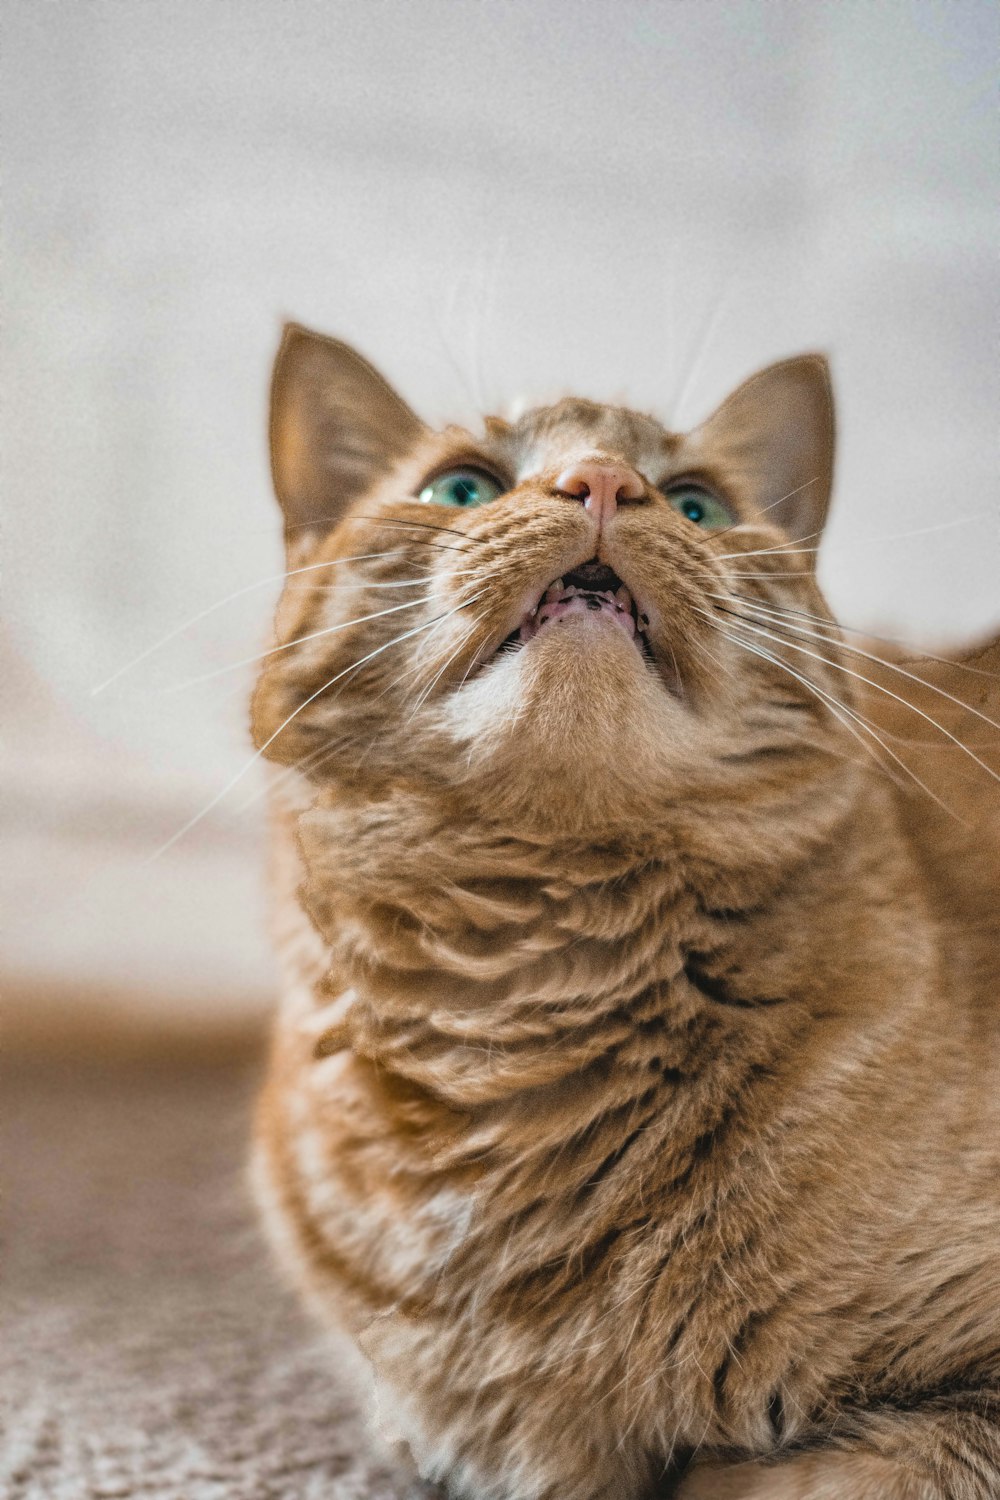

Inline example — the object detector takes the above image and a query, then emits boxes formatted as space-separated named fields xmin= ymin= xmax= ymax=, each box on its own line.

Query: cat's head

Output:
xmin=252 ymin=325 xmax=851 ymax=849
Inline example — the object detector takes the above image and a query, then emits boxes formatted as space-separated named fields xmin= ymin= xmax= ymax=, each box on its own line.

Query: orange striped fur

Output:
xmin=251 ymin=326 xmax=999 ymax=1499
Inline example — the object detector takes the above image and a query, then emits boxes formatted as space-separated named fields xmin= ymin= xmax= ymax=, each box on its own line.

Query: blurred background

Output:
xmin=4 ymin=0 xmax=999 ymax=1042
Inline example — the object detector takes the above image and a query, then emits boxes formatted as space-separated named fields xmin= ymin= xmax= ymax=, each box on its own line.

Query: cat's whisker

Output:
xmin=715 ymin=521 xmax=834 ymax=559
xmin=158 ymin=594 xmax=444 ymax=694
xmin=710 ymin=604 xmax=1000 ymax=784
xmin=89 ymin=547 xmax=423 ymax=695
xmin=714 ymin=592 xmax=1000 ymax=681
xmin=715 ymin=510 xmax=986 ymax=565
xmin=696 ymin=607 xmax=926 ymax=789
xmin=332 ymin=591 xmax=491 ymax=720
xmin=702 ymin=614 xmax=956 ymax=816
xmin=710 ymin=477 xmax=820 ymax=543
xmin=468 ymin=234 xmax=507 ymax=415
xmin=343 ymin=514 xmax=491 ymax=546
xmin=860 ymin=512 xmax=992 ymax=543
xmin=248 ymin=595 xmax=481 ymax=803
xmin=147 ymin=607 xmax=464 ymax=861
xmin=714 ymin=540 xmax=824 ymax=562
xmin=285 ymin=568 xmax=481 ymax=592
xmin=720 ymin=570 xmax=828 ymax=581
xmin=377 ymin=594 xmax=489 ymax=705
xmin=668 ymin=277 xmax=734 ymax=429
xmin=232 ymin=729 xmax=368 ymax=816
xmin=407 ymin=610 xmax=489 ymax=719
xmin=455 ymin=618 xmax=504 ymax=694
xmin=686 ymin=631 xmax=738 ymax=685
xmin=437 ymin=262 xmax=483 ymax=411
xmin=711 ymin=591 xmax=1000 ymax=733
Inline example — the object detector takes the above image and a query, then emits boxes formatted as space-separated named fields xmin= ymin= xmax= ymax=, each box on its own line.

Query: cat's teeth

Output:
xmin=615 ymin=586 xmax=632 ymax=612
xmin=564 ymin=585 xmax=579 ymax=596
xmin=543 ymin=579 xmax=565 ymax=601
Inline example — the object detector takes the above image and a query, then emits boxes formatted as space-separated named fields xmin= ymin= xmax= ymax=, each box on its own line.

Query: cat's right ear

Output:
xmin=688 ymin=354 xmax=835 ymax=543
xmin=269 ymin=323 xmax=426 ymax=542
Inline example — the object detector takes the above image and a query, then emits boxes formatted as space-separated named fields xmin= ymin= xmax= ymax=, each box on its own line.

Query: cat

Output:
xmin=250 ymin=322 xmax=1000 ymax=1500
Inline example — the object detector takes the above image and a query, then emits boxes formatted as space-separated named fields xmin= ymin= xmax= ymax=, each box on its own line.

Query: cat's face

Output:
xmin=253 ymin=327 xmax=849 ymax=844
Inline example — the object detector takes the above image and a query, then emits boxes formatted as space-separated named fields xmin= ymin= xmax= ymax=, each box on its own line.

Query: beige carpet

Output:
xmin=2 ymin=1047 xmax=435 ymax=1499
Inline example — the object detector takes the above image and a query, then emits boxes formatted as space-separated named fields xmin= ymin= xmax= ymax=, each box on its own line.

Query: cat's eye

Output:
xmin=663 ymin=485 xmax=733 ymax=529
xmin=417 ymin=468 xmax=504 ymax=509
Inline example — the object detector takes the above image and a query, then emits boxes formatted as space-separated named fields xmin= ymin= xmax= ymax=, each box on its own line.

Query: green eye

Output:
xmin=664 ymin=485 xmax=732 ymax=529
xmin=418 ymin=468 xmax=504 ymax=509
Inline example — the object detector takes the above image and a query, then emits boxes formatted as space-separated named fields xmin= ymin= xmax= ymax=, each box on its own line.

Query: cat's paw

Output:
xmin=675 ymin=1450 xmax=937 ymax=1500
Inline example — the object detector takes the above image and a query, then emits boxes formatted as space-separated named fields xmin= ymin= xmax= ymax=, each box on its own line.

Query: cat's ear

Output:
xmin=690 ymin=355 xmax=835 ymax=541
xmin=270 ymin=323 xmax=426 ymax=539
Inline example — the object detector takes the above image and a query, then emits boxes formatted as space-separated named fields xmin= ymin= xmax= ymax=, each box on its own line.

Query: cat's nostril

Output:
xmin=555 ymin=470 xmax=592 ymax=501
xmin=554 ymin=461 xmax=645 ymax=519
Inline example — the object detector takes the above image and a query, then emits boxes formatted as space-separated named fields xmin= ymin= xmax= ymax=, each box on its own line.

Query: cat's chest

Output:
xmin=285 ymin=974 xmax=723 ymax=1315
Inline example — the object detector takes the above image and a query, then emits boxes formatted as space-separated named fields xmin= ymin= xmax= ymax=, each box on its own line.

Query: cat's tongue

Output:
xmin=519 ymin=578 xmax=637 ymax=645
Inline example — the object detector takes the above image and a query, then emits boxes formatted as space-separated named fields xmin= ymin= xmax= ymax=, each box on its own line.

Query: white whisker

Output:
xmin=408 ymin=610 xmax=488 ymax=718
xmin=147 ymin=608 xmax=463 ymax=861
xmin=286 ymin=569 xmax=479 ymax=592
xmin=714 ymin=509 xmax=985 ymax=565
xmin=344 ymin=513 xmax=490 ymax=546
xmin=709 ymin=606 xmax=998 ymax=785
xmin=89 ymin=548 xmax=417 ymax=695
xmin=718 ymin=593 xmax=1000 ymax=681
xmin=711 ymin=592 xmax=1000 ymax=733
xmin=669 ymin=278 xmax=733 ymax=428
xmin=159 ymin=594 xmax=442 ymax=694
xmin=702 ymin=614 xmax=956 ymax=816
xmin=860 ymin=512 xmax=991 ymax=543
xmin=712 ymin=477 xmax=819 ymax=541
xmin=714 ymin=541 xmax=824 ymax=562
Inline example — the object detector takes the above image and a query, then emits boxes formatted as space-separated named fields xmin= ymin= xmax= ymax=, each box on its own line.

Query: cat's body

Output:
xmin=251 ymin=326 xmax=1000 ymax=1499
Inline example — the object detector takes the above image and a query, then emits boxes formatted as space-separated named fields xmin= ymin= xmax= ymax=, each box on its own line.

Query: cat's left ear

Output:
xmin=689 ymin=355 xmax=835 ymax=541
xmin=270 ymin=323 xmax=426 ymax=541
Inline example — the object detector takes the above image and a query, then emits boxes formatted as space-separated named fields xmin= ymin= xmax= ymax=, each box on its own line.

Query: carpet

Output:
xmin=2 ymin=1049 xmax=434 ymax=1499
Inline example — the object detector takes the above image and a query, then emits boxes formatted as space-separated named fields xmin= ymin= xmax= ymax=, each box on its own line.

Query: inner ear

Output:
xmin=688 ymin=354 xmax=835 ymax=543
xmin=270 ymin=323 xmax=426 ymax=541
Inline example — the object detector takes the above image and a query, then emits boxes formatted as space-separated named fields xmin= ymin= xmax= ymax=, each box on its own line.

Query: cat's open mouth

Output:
xmin=512 ymin=562 xmax=651 ymax=654
xmin=488 ymin=560 xmax=685 ymax=697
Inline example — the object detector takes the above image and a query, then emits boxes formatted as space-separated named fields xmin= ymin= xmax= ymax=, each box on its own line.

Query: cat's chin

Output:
xmin=441 ymin=613 xmax=697 ymax=830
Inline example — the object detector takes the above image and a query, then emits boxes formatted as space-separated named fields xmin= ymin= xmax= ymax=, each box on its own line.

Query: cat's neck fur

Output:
xmin=273 ymin=763 xmax=935 ymax=1132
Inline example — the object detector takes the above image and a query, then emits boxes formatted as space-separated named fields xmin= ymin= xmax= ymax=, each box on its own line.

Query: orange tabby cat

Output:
xmin=251 ymin=324 xmax=999 ymax=1499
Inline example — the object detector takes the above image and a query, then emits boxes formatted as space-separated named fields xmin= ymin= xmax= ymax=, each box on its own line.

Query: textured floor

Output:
xmin=1 ymin=1051 xmax=432 ymax=1500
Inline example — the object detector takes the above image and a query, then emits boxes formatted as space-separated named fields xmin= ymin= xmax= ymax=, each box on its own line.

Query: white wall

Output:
xmin=4 ymin=1 xmax=997 ymax=1013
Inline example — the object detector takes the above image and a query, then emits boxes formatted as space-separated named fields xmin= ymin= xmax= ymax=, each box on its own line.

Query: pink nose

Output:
xmin=554 ymin=460 xmax=645 ymax=530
